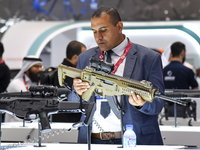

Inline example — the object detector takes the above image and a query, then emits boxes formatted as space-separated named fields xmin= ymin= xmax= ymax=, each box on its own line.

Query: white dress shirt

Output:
xmin=92 ymin=37 xmax=128 ymax=133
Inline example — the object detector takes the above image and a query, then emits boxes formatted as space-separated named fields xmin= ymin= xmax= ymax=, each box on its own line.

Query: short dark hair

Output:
xmin=66 ymin=41 xmax=86 ymax=59
xmin=92 ymin=6 xmax=121 ymax=26
xmin=0 ymin=42 xmax=4 ymax=57
xmin=171 ymin=42 xmax=185 ymax=57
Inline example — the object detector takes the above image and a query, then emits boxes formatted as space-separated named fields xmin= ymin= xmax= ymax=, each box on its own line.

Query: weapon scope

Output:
xmin=90 ymin=57 xmax=114 ymax=74
xmin=29 ymin=85 xmax=71 ymax=98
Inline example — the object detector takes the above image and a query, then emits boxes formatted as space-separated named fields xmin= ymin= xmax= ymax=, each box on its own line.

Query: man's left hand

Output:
xmin=129 ymin=91 xmax=146 ymax=107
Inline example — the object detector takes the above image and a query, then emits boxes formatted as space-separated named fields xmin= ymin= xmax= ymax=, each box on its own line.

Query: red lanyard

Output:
xmin=99 ymin=40 xmax=132 ymax=74
xmin=0 ymin=60 xmax=4 ymax=65
xmin=72 ymin=64 xmax=76 ymax=68
xmin=23 ymin=75 xmax=29 ymax=91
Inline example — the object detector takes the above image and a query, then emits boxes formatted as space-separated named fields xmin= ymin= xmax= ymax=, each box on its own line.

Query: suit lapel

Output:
xmin=84 ymin=47 xmax=100 ymax=66
xmin=91 ymin=47 xmax=100 ymax=58
xmin=123 ymin=44 xmax=137 ymax=78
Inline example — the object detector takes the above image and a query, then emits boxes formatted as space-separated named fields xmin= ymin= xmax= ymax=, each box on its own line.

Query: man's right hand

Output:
xmin=73 ymin=78 xmax=90 ymax=95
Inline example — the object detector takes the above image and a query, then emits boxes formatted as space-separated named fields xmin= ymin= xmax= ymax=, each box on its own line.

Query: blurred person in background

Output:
xmin=163 ymin=42 xmax=198 ymax=90
xmin=0 ymin=42 xmax=10 ymax=93
xmin=163 ymin=42 xmax=198 ymax=118
xmin=41 ymin=40 xmax=86 ymax=89
xmin=196 ymin=68 xmax=200 ymax=89
xmin=5 ymin=56 xmax=43 ymax=122
xmin=40 ymin=40 xmax=86 ymax=123
xmin=162 ymin=43 xmax=196 ymax=73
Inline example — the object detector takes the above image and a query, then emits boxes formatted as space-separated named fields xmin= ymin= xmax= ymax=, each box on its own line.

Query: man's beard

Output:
xmin=29 ymin=69 xmax=41 ymax=83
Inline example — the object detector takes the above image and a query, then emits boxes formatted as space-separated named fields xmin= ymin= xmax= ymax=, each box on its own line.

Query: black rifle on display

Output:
xmin=165 ymin=89 xmax=200 ymax=99
xmin=164 ymin=89 xmax=200 ymax=120
xmin=160 ymin=89 xmax=200 ymax=126
xmin=0 ymin=85 xmax=96 ymax=133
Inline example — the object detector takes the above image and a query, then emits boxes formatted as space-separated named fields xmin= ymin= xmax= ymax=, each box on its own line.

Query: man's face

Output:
xmin=28 ymin=63 xmax=42 ymax=83
xmin=91 ymin=13 xmax=123 ymax=51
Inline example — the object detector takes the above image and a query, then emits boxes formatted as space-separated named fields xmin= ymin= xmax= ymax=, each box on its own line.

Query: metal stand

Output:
xmin=174 ymin=103 xmax=177 ymax=127
xmin=34 ymin=119 xmax=46 ymax=147
xmin=87 ymin=124 xmax=91 ymax=150
xmin=80 ymin=95 xmax=91 ymax=150
xmin=0 ymin=112 xmax=2 ymax=149
xmin=23 ymin=120 xmax=25 ymax=127
xmin=119 ymin=95 xmax=125 ymax=148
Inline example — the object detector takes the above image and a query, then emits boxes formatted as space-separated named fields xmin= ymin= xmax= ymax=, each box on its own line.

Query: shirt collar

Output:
xmin=112 ymin=35 xmax=128 ymax=56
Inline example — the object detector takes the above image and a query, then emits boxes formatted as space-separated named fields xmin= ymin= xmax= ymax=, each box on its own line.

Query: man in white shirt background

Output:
xmin=5 ymin=56 xmax=43 ymax=122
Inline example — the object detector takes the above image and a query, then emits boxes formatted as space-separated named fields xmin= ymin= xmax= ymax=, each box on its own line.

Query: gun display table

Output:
xmin=160 ymin=125 xmax=200 ymax=146
xmin=1 ymin=122 xmax=78 ymax=143
xmin=0 ymin=143 xmax=188 ymax=150
xmin=1 ymin=122 xmax=200 ymax=147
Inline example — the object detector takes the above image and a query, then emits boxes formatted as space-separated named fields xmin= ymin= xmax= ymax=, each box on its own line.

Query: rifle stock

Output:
xmin=58 ymin=64 xmax=82 ymax=86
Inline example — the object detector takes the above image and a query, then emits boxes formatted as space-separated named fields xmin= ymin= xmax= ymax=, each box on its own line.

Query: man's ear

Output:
xmin=181 ymin=50 xmax=185 ymax=56
xmin=72 ymin=54 xmax=78 ymax=60
xmin=117 ymin=21 xmax=123 ymax=33
xmin=169 ymin=53 xmax=172 ymax=61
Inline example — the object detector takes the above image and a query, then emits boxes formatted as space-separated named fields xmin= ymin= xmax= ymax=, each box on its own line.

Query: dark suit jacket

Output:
xmin=41 ymin=59 xmax=74 ymax=89
xmin=0 ymin=62 xmax=10 ymax=93
xmin=68 ymin=42 xmax=164 ymax=145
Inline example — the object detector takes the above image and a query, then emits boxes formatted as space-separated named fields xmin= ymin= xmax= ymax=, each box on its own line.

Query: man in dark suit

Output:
xmin=68 ymin=6 xmax=164 ymax=145
xmin=0 ymin=42 xmax=10 ymax=93
xmin=0 ymin=42 xmax=10 ymax=122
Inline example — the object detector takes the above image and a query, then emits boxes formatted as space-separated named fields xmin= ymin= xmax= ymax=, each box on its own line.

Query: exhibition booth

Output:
xmin=1 ymin=20 xmax=200 ymax=149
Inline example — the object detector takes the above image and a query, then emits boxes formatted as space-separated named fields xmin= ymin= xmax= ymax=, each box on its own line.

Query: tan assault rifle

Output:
xmin=57 ymin=58 xmax=186 ymax=106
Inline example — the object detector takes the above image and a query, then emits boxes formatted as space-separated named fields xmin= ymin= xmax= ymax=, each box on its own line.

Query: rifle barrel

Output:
xmin=154 ymin=94 xmax=187 ymax=106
